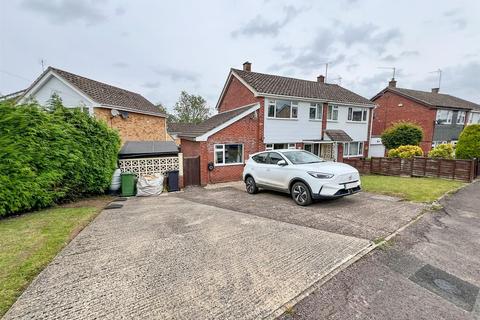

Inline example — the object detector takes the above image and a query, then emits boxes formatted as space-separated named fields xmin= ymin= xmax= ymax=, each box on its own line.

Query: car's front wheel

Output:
xmin=291 ymin=182 xmax=312 ymax=206
xmin=245 ymin=176 xmax=259 ymax=194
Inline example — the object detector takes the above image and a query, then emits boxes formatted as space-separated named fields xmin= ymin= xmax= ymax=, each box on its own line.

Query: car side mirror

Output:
xmin=277 ymin=160 xmax=287 ymax=166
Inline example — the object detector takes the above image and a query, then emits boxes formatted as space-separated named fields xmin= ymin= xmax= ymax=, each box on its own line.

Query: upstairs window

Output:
xmin=347 ymin=107 xmax=368 ymax=122
xmin=268 ymin=100 xmax=298 ymax=119
xmin=327 ymin=105 xmax=339 ymax=121
xmin=309 ymin=103 xmax=323 ymax=120
xmin=436 ymin=109 xmax=453 ymax=124
xmin=469 ymin=112 xmax=480 ymax=124
xmin=456 ymin=111 xmax=466 ymax=125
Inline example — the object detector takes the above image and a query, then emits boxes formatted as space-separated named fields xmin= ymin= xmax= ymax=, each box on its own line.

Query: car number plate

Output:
xmin=345 ymin=182 xmax=357 ymax=189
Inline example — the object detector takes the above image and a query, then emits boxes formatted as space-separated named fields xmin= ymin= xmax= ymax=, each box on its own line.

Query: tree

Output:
xmin=456 ymin=124 xmax=480 ymax=159
xmin=155 ymin=102 xmax=177 ymax=123
xmin=172 ymin=91 xmax=210 ymax=124
xmin=381 ymin=122 xmax=423 ymax=150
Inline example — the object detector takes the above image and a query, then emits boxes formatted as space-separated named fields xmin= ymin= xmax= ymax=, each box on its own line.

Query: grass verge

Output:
xmin=0 ymin=196 xmax=111 ymax=317
xmin=360 ymin=175 xmax=466 ymax=202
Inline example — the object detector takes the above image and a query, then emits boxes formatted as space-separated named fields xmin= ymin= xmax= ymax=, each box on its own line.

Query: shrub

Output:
xmin=456 ymin=124 xmax=480 ymax=159
xmin=428 ymin=143 xmax=454 ymax=159
xmin=0 ymin=99 xmax=120 ymax=217
xmin=387 ymin=145 xmax=424 ymax=158
xmin=381 ymin=122 xmax=423 ymax=150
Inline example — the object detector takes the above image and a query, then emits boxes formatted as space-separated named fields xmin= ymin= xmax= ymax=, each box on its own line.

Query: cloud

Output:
xmin=443 ymin=8 xmax=468 ymax=30
xmin=142 ymin=81 xmax=161 ymax=89
xmin=152 ymin=67 xmax=199 ymax=82
xmin=340 ymin=23 xmax=402 ymax=53
xmin=112 ymin=62 xmax=129 ymax=68
xmin=20 ymin=0 xmax=110 ymax=26
xmin=231 ymin=5 xmax=304 ymax=38
xmin=115 ymin=6 xmax=125 ymax=16
xmin=380 ymin=50 xmax=419 ymax=62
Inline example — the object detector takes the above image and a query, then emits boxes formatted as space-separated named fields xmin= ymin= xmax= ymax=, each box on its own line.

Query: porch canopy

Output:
xmin=119 ymin=141 xmax=179 ymax=159
xmin=324 ymin=130 xmax=353 ymax=142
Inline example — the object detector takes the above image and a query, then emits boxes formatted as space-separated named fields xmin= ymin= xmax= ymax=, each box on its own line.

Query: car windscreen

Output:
xmin=282 ymin=150 xmax=325 ymax=164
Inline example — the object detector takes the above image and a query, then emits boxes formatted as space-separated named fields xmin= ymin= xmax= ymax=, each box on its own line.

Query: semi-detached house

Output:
xmin=179 ymin=62 xmax=375 ymax=186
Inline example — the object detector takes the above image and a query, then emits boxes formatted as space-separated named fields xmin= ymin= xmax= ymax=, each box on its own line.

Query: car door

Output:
xmin=264 ymin=152 xmax=288 ymax=190
xmin=250 ymin=152 xmax=269 ymax=185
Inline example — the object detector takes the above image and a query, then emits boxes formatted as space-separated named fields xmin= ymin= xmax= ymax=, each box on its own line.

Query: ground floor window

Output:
xmin=265 ymin=143 xmax=296 ymax=150
xmin=214 ymin=144 xmax=243 ymax=165
xmin=432 ymin=141 xmax=449 ymax=148
xmin=344 ymin=141 xmax=364 ymax=157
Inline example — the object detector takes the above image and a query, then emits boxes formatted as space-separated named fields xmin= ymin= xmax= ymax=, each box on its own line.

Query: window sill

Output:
xmin=308 ymin=119 xmax=323 ymax=122
xmin=266 ymin=117 xmax=299 ymax=121
xmin=345 ymin=121 xmax=367 ymax=124
xmin=214 ymin=162 xmax=244 ymax=167
xmin=343 ymin=155 xmax=363 ymax=158
xmin=327 ymin=120 xmax=338 ymax=122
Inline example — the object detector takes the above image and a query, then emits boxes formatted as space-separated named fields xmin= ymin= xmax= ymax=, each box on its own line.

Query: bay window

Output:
xmin=344 ymin=141 xmax=364 ymax=157
xmin=268 ymin=99 xmax=298 ymax=119
xmin=347 ymin=107 xmax=367 ymax=122
xmin=309 ymin=103 xmax=323 ymax=120
xmin=327 ymin=105 xmax=339 ymax=121
xmin=214 ymin=144 xmax=243 ymax=165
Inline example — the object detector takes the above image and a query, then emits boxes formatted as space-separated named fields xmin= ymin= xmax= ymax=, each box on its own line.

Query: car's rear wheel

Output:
xmin=245 ymin=176 xmax=258 ymax=194
xmin=291 ymin=182 xmax=312 ymax=206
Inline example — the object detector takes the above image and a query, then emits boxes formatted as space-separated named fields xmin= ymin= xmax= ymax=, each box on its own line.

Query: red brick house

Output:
xmin=371 ymin=79 xmax=480 ymax=155
xmin=179 ymin=62 xmax=375 ymax=185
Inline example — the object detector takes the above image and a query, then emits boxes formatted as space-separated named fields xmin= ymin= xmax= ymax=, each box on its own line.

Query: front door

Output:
xmin=320 ymin=143 xmax=334 ymax=160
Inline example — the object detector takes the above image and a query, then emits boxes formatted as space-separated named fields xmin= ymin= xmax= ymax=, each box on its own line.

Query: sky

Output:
xmin=1 ymin=0 xmax=479 ymax=114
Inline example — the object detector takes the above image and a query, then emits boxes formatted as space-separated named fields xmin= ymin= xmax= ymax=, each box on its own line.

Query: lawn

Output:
xmin=0 ymin=197 xmax=111 ymax=317
xmin=360 ymin=175 xmax=466 ymax=202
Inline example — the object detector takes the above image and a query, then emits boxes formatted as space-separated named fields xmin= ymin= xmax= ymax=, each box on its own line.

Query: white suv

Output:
xmin=242 ymin=149 xmax=361 ymax=206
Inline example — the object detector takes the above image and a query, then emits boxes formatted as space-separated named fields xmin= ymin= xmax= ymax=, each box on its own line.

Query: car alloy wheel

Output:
xmin=245 ymin=176 xmax=258 ymax=194
xmin=291 ymin=182 xmax=312 ymax=206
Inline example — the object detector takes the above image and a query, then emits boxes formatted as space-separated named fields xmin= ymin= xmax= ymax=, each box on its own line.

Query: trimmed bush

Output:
xmin=381 ymin=122 xmax=423 ymax=150
xmin=387 ymin=145 xmax=423 ymax=158
xmin=0 ymin=99 xmax=120 ymax=217
xmin=456 ymin=124 xmax=480 ymax=159
xmin=428 ymin=143 xmax=454 ymax=159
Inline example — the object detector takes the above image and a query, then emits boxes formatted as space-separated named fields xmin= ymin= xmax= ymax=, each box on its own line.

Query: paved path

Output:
xmin=278 ymin=181 xmax=480 ymax=320
xmin=5 ymin=196 xmax=370 ymax=320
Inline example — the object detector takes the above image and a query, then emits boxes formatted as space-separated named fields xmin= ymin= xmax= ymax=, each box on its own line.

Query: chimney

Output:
xmin=243 ymin=61 xmax=251 ymax=72
xmin=317 ymin=75 xmax=325 ymax=83
xmin=431 ymin=88 xmax=439 ymax=93
xmin=388 ymin=78 xmax=397 ymax=87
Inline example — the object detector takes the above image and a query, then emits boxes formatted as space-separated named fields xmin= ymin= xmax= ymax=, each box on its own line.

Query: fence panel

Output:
xmin=343 ymin=157 xmax=474 ymax=182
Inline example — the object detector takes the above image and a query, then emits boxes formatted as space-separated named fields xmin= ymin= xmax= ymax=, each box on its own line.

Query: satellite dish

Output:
xmin=111 ymin=109 xmax=120 ymax=117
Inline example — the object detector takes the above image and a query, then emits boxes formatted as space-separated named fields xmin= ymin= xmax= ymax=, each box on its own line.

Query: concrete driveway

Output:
xmin=5 ymin=196 xmax=372 ymax=320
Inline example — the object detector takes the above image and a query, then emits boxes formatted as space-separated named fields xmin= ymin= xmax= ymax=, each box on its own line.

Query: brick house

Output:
xmin=18 ymin=67 xmax=167 ymax=144
xmin=178 ymin=62 xmax=375 ymax=185
xmin=371 ymin=79 xmax=480 ymax=155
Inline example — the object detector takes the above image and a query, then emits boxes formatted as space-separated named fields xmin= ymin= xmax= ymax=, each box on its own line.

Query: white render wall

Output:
xmin=326 ymin=106 xmax=370 ymax=141
xmin=264 ymin=98 xmax=322 ymax=143
xmin=31 ymin=76 xmax=92 ymax=108
xmin=263 ymin=97 xmax=370 ymax=143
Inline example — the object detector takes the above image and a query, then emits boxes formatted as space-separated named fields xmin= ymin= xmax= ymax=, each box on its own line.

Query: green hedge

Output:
xmin=381 ymin=122 xmax=423 ymax=150
xmin=456 ymin=124 xmax=480 ymax=159
xmin=0 ymin=99 xmax=120 ymax=217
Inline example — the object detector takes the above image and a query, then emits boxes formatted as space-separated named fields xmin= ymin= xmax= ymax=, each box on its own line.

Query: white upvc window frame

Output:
xmin=436 ymin=109 xmax=453 ymax=124
xmin=214 ymin=143 xmax=244 ymax=166
xmin=456 ymin=111 xmax=466 ymax=125
xmin=267 ymin=99 xmax=298 ymax=119
xmin=327 ymin=105 xmax=339 ymax=121
xmin=309 ymin=103 xmax=323 ymax=120
xmin=344 ymin=141 xmax=364 ymax=157
xmin=468 ymin=112 xmax=480 ymax=124
xmin=265 ymin=143 xmax=296 ymax=151
xmin=347 ymin=107 xmax=368 ymax=122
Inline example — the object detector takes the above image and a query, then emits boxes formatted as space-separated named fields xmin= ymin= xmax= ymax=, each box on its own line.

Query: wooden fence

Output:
xmin=343 ymin=157 xmax=478 ymax=182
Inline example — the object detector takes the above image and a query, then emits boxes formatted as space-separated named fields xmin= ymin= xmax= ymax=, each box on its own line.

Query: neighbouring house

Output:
xmin=371 ymin=79 xmax=480 ymax=155
xmin=0 ymin=89 xmax=27 ymax=103
xmin=178 ymin=62 xmax=375 ymax=186
xmin=168 ymin=123 xmax=195 ymax=145
xmin=18 ymin=67 xmax=167 ymax=144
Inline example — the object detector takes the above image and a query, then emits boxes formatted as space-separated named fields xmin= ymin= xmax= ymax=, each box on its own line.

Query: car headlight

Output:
xmin=307 ymin=171 xmax=334 ymax=179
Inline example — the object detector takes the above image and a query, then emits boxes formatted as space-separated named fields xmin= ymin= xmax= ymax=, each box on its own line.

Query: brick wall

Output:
xmin=372 ymin=91 xmax=436 ymax=153
xmin=218 ymin=75 xmax=262 ymax=113
xmin=94 ymin=107 xmax=167 ymax=144
xmin=180 ymin=110 xmax=260 ymax=185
